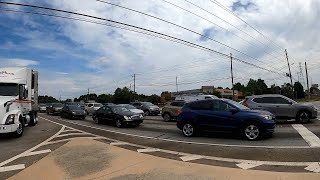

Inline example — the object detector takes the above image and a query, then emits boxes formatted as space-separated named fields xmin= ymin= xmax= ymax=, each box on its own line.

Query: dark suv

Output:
xmin=242 ymin=94 xmax=317 ymax=123
xmin=177 ymin=99 xmax=275 ymax=140
xmin=130 ymin=102 xmax=160 ymax=116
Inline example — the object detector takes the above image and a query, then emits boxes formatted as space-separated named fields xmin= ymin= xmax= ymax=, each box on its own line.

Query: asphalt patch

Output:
xmin=53 ymin=144 xmax=113 ymax=178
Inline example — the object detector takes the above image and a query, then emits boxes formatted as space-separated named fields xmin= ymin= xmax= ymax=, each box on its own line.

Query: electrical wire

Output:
xmin=0 ymin=2 xmax=286 ymax=76
xmin=209 ymin=0 xmax=284 ymax=50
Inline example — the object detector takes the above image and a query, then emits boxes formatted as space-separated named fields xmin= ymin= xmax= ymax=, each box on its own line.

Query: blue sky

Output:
xmin=1 ymin=0 xmax=320 ymax=99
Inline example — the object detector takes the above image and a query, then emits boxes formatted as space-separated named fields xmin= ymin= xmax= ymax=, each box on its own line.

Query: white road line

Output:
xmin=41 ymin=116 xmax=310 ymax=149
xmin=292 ymin=124 xmax=320 ymax=147
xmin=56 ymin=132 xmax=90 ymax=138
xmin=0 ymin=126 xmax=65 ymax=167
xmin=62 ymin=129 xmax=82 ymax=133
xmin=45 ymin=137 xmax=101 ymax=145
xmin=110 ymin=142 xmax=128 ymax=146
xmin=137 ymin=148 xmax=160 ymax=153
xmin=180 ymin=155 xmax=203 ymax=162
xmin=305 ymin=162 xmax=320 ymax=173
xmin=23 ymin=149 xmax=51 ymax=157
xmin=236 ymin=162 xmax=263 ymax=170
xmin=0 ymin=164 xmax=25 ymax=172
xmin=39 ymin=116 xmax=320 ymax=168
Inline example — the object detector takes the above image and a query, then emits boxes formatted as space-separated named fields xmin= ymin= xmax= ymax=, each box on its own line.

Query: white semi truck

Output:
xmin=0 ymin=67 xmax=38 ymax=137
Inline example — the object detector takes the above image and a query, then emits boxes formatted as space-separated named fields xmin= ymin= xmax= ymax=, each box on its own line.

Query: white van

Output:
xmin=174 ymin=94 xmax=218 ymax=101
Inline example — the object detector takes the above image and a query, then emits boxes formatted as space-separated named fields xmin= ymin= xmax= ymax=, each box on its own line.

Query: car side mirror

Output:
xmin=229 ymin=107 xmax=239 ymax=113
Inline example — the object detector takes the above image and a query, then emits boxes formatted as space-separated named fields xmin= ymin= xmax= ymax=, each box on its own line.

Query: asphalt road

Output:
xmin=38 ymin=113 xmax=320 ymax=162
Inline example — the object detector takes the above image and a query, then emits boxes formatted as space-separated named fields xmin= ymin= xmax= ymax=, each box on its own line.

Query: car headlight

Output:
xmin=5 ymin=114 xmax=15 ymax=125
xmin=124 ymin=116 xmax=131 ymax=120
xmin=140 ymin=114 xmax=143 ymax=119
xmin=72 ymin=111 xmax=76 ymax=114
xmin=260 ymin=115 xmax=273 ymax=120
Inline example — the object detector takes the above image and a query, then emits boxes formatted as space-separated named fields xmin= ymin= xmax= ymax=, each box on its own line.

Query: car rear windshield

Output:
xmin=222 ymin=99 xmax=250 ymax=110
xmin=94 ymin=104 xmax=103 ymax=107
xmin=53 ymin=104 xmax=63 ymax=107
xmin=69 ymin=105 xmax=82 ymax=110
xmin=171 ymin=101 xmax=185 ymax=107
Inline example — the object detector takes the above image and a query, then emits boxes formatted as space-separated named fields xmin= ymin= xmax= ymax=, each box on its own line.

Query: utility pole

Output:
xmin=87 ymin=88 xmax=89 ymax=102
xmin=285 ymin=49 xmax=294 ymax=99
xmin=230 ymin=53 xmax=235 ymax=100
xmin=305 ymin=62 xmax=310 ymax=99
xmin=176 ymin=76 xmax=178 ymax=92
xmin=133 ymin=74 xmax=136 ymax=101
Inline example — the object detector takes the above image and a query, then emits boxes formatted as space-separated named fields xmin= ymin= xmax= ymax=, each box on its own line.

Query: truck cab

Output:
xmin=0 ymin=68 xmax=38 ymax=137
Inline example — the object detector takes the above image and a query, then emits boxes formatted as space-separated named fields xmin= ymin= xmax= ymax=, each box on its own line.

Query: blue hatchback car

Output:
xmin=177 ymin=99 xmax=275 ymax=140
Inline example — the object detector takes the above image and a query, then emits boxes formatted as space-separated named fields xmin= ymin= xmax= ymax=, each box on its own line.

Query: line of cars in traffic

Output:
xmin=39 ymin=101 xmax=161 ymax=128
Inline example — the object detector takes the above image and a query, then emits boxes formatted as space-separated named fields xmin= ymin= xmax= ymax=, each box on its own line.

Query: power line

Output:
xmin=209 ymin=0 xmax=284 ymax=50
xmin=160 ymin=0 xmax=285 ymax=73
xmin=97 ymin=0 xmax=284 ymax=73
xmin=98 ymin=0 xmax=284 ymax=66
xmin=0 ymin=2 xmax=285 ymax=76
xmin=138 ymin=77 xmax=231 ymax=87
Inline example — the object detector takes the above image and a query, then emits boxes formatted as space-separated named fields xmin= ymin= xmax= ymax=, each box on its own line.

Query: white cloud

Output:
xmin=2 ymin=0 xmax=320 ymax=99
xmin=1 ymin=58 xmax=39 ymax=67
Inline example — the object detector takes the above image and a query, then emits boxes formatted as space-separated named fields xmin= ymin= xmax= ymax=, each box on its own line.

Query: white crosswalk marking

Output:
xmin=180 ymin=155 xmax=203 ymax=162
xmin=23 ymin=149 xmax=51 ymax=157
xmin=0 ymin=164 xmax=25 ymax=172
xmin=292 ymin=124 xmax=320 ymax=147
xmin=236 ymin=161 xmax=263 ymax=170
xmin=137 ymin=148 xmax=160 ymax=153
xmin=110 ymin=142 xmax=128 ymax=146
xmin=305 ymin=163 xmax=320 ymax=173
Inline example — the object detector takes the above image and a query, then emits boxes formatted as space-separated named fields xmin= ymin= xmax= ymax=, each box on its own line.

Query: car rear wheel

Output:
xmin=296 ymin=111 xmax=311 ymax=123
xmin=182 ymin=123 xmax=195 ymax=137
xmin=244 ymin=124 xmax=260 ymax=140
xmin=115 ymin=119 xmax=122 ymax=128
xmin=163 ymin=113 xmax=171 ymax=122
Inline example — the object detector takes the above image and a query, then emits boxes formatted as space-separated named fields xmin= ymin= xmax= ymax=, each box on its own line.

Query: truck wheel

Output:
xmin=14 ymin=119 xmax=24 ymax=138
xmin=296 ymin=111 xmax=311 ymax=123
xmin=28 ymin=113 xmax=37 ymax=126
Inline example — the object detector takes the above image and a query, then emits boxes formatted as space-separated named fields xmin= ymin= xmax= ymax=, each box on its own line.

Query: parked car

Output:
xmin=174 ymin=94 xmax=218 ymax=101
xmin=130 ymin=102 xmax=160 ymax=116
xmin=38 ymin=103 xmax=47 ymax=113
xmin=242 ymin=94 xmax=318 ymax=123
xmin=161 ymin=101 xmax=186 ymax=121
xmin=118 ymin=104 xmax=144 ymax=116
xmin=93 ymin=105 xmax=143 ymax=127
xmin=46 ymin=103 xmax=63 ymax=115
xmin=177 ymin=99 xmax=275 ymax=140
xmin=85 ymin=103 xmax=103 ymax=115
xmin=61 ymin=105 xmax=86 ymax=119
xmin=103 ymin=103 xmax=114 ymax=106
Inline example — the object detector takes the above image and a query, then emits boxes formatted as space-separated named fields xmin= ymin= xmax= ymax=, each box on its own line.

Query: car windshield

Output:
xmin=69 ymin=105 xmax=82 ymax=110
xmin=142 ymin=102 xmax=154 ymax=106
xmin=125 ymin=105 xmax=136 ymax=109
xmin=94 ymin=104 xmax=103 ymax=107
xmin=111 ymin=106 xmax=130 ymax=113
xmin=53 ymin=104 xmax=63 ymax=107
xmin=0 ymin=83 xmax=18 ymax=96
xmin=223 ymin=99 xmax=250 ymax=110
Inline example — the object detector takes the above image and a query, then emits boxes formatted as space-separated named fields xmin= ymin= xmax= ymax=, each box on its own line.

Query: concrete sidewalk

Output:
xmin=10 ymin=139 xmax=320 ymax=180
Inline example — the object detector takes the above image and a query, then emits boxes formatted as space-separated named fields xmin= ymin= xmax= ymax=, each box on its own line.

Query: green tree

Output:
xmin=217 ymin=87 xmax=223 ymax=89
xmin=210 ymin=90 xmax=222 ymax=98
xmin=97 ymin=94 xmax=113 ymax=103
xmin=294 ymin=82 xmax=305 ymax=99
xmin=38 ymin=95 xmax=59 ymax=103
xmin=113 ymin=87 xmax=132 ymax=104
xmin=270 ymin=84 xmax=281 ymax=94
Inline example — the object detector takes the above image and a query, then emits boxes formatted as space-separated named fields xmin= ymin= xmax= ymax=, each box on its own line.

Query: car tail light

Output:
xmin=176 ymin=109 xmax=182 ymax=115
xmin=242 ymin=101 xmax=249 ymax=107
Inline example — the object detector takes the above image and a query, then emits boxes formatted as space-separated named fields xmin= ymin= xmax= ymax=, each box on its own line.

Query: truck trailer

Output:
xmin=0 ymin=67 xmax=38 ymax=137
